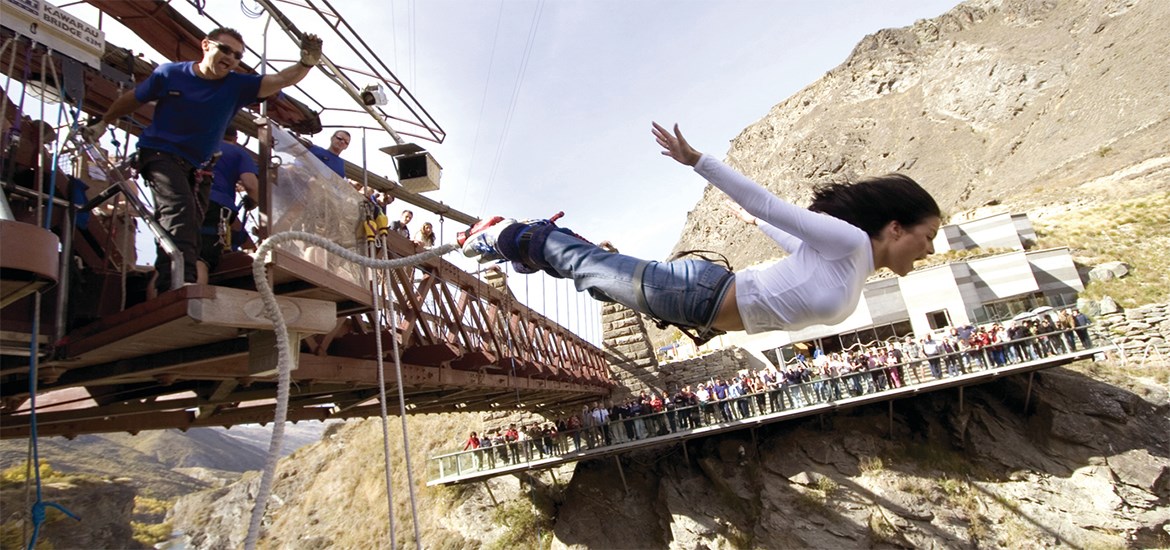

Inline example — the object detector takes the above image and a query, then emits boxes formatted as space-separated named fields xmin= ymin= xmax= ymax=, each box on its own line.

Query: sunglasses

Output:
xmin=208 ymin=40 xmax=244 ymax=61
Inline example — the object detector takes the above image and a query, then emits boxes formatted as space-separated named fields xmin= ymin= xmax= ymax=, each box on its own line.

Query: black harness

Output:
xmin=635 ymin=249 xmax=735 ymax=348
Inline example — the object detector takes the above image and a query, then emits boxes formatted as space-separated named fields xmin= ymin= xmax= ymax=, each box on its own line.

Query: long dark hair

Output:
xmin=809 ymin=173 xmax=940 ymax=237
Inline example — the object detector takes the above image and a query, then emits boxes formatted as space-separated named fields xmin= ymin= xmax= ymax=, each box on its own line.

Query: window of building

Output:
xmin=1049 ymin=292 xmax=1078 ymax=308
xmin=820 ymin=320 xmax=915 ymax=355
xmin=970 ymin=291 xmax=1080 ymax=324
xmin=927 ymin=309 xmax=951 ymax=330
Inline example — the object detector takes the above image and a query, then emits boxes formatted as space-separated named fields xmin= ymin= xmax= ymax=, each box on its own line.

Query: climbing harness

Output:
xmin=634 ymin=248 xmax=735 ymax=348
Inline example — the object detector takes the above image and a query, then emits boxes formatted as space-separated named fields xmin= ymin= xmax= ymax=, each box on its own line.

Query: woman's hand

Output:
xmin=724 ymin=200 xmax=758 ymax=226
xmin=652 ymin=122 xmax=701 ymax=166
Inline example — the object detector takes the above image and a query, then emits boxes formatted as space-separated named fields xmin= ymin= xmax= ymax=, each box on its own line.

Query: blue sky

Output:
xmin=42 ymin=0 xmax=961 ymax=340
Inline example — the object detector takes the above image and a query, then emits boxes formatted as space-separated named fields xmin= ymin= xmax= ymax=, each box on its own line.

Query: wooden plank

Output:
xmin=63 ymin=312 xmax=240 ymax=368
xmin=269 ymin=248 xmax=372 ymax=307
xmin=248 ymin=330 xmax=300 ymax=376
xmin=187 ymin=286 xmax=337 ymax=334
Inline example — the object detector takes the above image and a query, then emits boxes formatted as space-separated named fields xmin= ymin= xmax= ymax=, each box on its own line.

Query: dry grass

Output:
xmin=937 ymin=476 xmax=990 ymax=542
xmin=897 ymin=476 xmax=932 ymax=497
xmin=858 ymin=455 xmax=884 ymax=476
xmin=488 ymin=500 xmax=552 ymax=550
xmin=1073 ymin=356 xmax=1170 ymax=388
xmin=1034 ymin=192 xmax=1170 ymax=307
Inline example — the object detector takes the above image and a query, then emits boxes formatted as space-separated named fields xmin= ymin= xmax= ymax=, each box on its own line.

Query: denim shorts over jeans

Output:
xmin=541 ymin=230 xmax=733 ymax=329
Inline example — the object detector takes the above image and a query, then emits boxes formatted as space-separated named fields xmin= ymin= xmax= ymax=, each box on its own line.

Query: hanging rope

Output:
xmin=41 ymin=48 xmax=72 ymax=230
xmin=365 ymin=210 xmax=399 ymax=548
xmin=22 ymin=292 xmax=81 ymax=550
xmin=247 ymin=232 xmax=456 ymax=550
xmin=34 ymin=50 xmax=48 ymax=227
xmin=386 ymin=269 xmax=423 ymax=549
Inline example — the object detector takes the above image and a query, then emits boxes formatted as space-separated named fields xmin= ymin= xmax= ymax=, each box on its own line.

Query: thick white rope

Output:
xmin=370 ymin=238 xmax=399 ymax=549
xmin=246 ymin=231 xmax=457 ymax=549
xmin=386 ymin=271 xmax=424 ymax=548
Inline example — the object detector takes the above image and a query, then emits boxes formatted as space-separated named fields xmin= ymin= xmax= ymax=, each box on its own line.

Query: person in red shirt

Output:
xmin=462 ymin=431 xmax=480 ymax=451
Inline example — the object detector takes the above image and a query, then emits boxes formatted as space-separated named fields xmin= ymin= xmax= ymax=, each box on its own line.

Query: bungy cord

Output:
xmin=246 ymin=231 xmax=457 ymax=549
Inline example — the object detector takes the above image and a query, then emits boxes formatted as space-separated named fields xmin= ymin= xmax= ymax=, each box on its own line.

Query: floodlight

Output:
xmin=360 ymin=83 xmax=388 ymax=106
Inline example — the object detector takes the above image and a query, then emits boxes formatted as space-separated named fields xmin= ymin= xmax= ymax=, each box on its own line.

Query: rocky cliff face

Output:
xmin=673 ymin=0 xmax=1170 ymax=270
xmin=546 ymin=364 xmax=1168 ymax=548
xmin=164 ymin=360 xmax=1168 ymax=549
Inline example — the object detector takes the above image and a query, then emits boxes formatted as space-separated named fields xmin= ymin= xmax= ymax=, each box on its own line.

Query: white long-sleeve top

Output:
xmin=693 ymin=155 xmax=874 ymax=334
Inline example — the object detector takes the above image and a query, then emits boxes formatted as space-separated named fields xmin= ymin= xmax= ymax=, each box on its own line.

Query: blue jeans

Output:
xmin=541 ymin=231 xmax=733 ymax=330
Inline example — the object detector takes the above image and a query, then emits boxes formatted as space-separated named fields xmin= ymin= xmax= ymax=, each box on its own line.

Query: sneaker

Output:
xmin=459 ymin=216 xmax=516 ymax=262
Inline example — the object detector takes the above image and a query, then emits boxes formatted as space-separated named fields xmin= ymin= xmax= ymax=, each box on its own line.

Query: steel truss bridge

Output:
xmin=1 ymin=1 xmax=612 ymax=439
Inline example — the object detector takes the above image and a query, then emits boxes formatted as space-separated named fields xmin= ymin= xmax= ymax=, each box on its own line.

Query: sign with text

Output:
xmin=0 ymin=0 xmax=105 ymax=70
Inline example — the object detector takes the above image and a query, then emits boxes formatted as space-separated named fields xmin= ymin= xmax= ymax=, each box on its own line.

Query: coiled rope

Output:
xmin=246 ymin=231 xmax=457 ymax=549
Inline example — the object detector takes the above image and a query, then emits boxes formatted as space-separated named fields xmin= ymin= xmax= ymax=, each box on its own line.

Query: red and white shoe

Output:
xmin=458 ymin=216 xmax=515 ymax=262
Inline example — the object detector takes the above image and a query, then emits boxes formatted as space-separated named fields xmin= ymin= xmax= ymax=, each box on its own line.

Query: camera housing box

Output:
xmin=382 ymin=144 xmax=441 ymax=193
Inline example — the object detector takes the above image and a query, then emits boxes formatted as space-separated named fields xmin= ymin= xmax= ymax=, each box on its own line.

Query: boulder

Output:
xmin=1098 ymin=296 xmax=1122 ymax=315
xmin=1077 ymin=298 xmax=1101 ymax=318
xmin=1089 ymin=261 xmax=1130 ymax=282
xmin=1108 ymin=449 xmax=1170 ymax=497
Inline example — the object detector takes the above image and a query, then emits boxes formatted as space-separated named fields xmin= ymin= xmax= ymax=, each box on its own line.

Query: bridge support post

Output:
xmin=483 ymin=481 xmax=498 ymax=507
xmin=888 ymin=400 xmax=894 ymax=438
xmin=1023 ymin=371 xmax=1034 ymax=415
xmin=614 ymin=456 xmax=628 ymax=494
xmin=959 ymin=386 xmax=964 ymax=414
xmin=682 ymin=441 xmax=689 ymax=464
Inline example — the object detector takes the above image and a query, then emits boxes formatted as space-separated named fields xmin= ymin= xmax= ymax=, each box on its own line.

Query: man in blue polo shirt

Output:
xmin=307 ymin=129 xmax=349 ymax=177
xmin=197 ymin=126 xmax=259 ymax=283
xmin=88 ymin=27 xmax=322 ymax=293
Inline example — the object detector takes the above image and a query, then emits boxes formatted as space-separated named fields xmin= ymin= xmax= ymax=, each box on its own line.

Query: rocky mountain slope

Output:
xmin=0 ymin=424 xmax=328 ymax=548
xmin=547 ymin=365 xmax=1169 ymax=549
xmin=671 ymin=0 xmax=1170 ymax=271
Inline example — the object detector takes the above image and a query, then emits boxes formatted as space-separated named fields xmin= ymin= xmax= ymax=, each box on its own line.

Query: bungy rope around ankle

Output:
xmin=246 ymin=231 xmax=458 ymax=550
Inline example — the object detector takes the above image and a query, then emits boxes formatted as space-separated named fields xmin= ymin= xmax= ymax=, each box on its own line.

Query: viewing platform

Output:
xmin=427 ymin=340 xmax=1108 ymax=486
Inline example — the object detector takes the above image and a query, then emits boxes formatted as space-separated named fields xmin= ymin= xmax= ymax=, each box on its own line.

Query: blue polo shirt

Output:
xmin=210 ymin=141 xmax=258 ymax=208
xmin=135 ymin=62 xmax=263 ymax=167
xmin=307 ymin=143 xmax=345 ymax=177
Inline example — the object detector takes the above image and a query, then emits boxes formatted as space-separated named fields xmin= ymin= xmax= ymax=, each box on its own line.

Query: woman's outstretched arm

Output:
xmin=726 ymin=201 xmax=801 ymax=254
xmin=652 ymin=122 xmax=866 ymax=259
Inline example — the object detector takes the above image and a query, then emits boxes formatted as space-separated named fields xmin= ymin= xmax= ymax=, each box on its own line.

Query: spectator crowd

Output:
xmin=436 ymin=308 xmax=1095 ymax=476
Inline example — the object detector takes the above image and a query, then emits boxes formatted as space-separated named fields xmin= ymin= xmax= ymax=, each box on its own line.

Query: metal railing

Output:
xmin=428 ymin=326 xmax=1105 ymax=481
